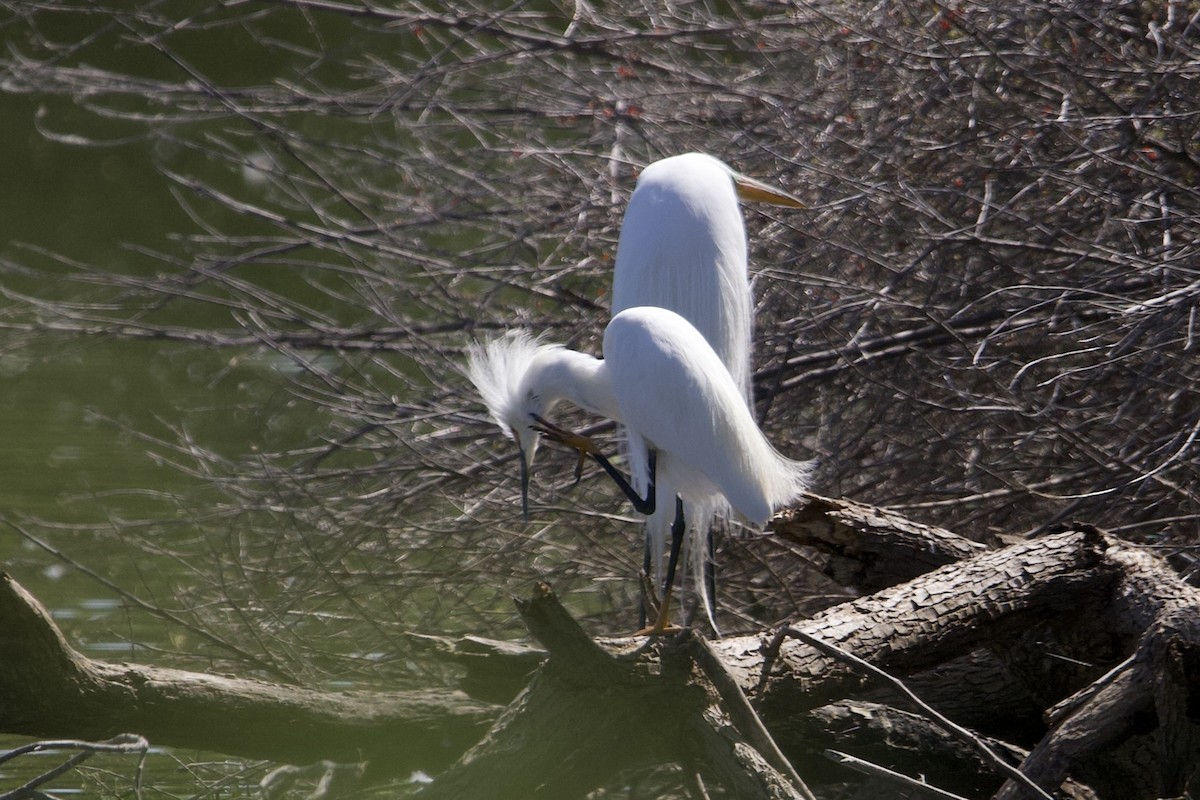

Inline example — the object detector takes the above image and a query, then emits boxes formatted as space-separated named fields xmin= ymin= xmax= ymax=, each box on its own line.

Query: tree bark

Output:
xmin=992 ymin=544 xmax=1200 ymax=799
xmin=770 ymin=496 xmax=993 ymax=593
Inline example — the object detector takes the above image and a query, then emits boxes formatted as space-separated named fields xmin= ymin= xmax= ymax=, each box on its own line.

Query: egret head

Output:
xmin=634 ymin=152 xmax=805 ymax=210
xmin=465 ymin=331 xmax=560 ymax=517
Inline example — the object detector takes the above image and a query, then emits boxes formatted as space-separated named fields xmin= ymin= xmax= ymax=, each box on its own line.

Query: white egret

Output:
xmin=612 ymin=153 xmax=805 ymax=625
xmin=466 ymin=306 xmax=813 ymax=633
xmin=613 ymin=152 xmax=804 ymax=404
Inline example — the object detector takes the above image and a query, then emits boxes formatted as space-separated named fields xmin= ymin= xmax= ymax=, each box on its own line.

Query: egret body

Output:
xmin=611 ymin=153 xmax=805 ymax=622
xmin=613 ymin=152 xmax=803 ymax=403
xmin=466 ymin=306 xmax=812 ymax=630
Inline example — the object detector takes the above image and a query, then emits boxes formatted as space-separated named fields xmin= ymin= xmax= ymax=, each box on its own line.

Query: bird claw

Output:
xmin=634 ymin=572 xmax=681 ymax=636
xmin=529 ymin=414 xmax=598 ymax=452
xmin=634 ymin=619 xmax=684 ymax=637
xmin=529 ymin=414 xmax=601 ymax=484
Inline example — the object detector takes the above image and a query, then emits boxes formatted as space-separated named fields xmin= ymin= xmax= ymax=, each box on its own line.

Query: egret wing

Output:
xmin=605 ymin=307 xmax=773 ymax=523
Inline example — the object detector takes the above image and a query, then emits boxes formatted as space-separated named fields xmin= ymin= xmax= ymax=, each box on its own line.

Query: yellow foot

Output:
xmin=634 ymin=619 xmax=684 ymax=636
xmin=633 ymin=586 xmax=682 ymax=636
xmin=529 ymin=414 xmax=600 ymax=483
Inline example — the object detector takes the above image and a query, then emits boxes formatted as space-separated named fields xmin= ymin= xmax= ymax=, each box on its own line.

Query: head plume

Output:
xmin=465 ymin=330 xmax=570 ymax=495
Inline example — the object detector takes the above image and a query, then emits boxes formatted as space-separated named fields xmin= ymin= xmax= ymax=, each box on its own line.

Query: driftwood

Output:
xmin=2 ymin=497 xmax=1198 ymax=799
xmin=0 ymin=573 xmax=496 ymax=781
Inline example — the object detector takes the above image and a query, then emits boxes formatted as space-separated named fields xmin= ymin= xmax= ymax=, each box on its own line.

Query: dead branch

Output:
xmin=771 ymin=627 xmax=1053 ymax=800
xmin=993 ymin=543 xmax=1200 ymax=799
xmin=3 ymin=501 xmax=1198 ymax=799
xmin=414 ymin=583 xmax=816 ymax=800
xmin=770 ymin=495 xmax=993 ymax=593
xmin=0 ymin=573 xmax=497 ymax=781
xmin=0 ymin=735 xmax=149 ymax=800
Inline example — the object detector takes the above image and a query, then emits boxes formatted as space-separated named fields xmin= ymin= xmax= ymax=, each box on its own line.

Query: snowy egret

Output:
xmin=612 ymin=153 xmax=805 ymax=625
xmin=466 ymin=306 xmax=813 ymax=633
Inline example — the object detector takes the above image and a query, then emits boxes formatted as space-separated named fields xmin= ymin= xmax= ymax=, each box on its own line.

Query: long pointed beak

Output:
xmin=519 ymin=448 xmax=531 ymax=522
xmin=734 ymin=172 xmax=805 ymax=208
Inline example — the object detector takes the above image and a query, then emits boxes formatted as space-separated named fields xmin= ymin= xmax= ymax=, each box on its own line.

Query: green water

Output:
xmin=4 ymin=98 xmax=175 ymax=550
xmin=10 ymin=7 xmax=631 ymax=794
xmin=0 ymin=84 xmax=308 ymax=794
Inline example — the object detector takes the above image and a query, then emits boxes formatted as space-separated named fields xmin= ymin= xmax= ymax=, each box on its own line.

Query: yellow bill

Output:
xmin=733 ymin=172 xmax=805 ymax=208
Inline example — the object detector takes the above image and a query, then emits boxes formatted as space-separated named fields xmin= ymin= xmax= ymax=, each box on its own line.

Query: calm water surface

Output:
xmin=0 ymin=88 xmax=312 ymax=795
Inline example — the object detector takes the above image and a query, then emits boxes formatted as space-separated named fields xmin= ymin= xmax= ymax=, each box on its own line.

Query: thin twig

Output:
xmin=689 ymin=633 xmax=818 ymax=800
xmin=824 ymin=749 xmax=972 ymax=800
xmin=0 ymin=735 xmax=149 ymax=800
xmin=775 ymin=627 xmax=1055 ymax=800
xmin=2 ymin=517 xmax=297 ymax=684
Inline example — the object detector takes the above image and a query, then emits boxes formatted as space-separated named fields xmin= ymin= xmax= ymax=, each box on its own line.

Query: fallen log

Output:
xmin=2 ymin=500 xmax=1198 ymax=799
xmin=413 ymin=582 xmax=817 ymax=800
xmin=770 ymin=496 xmax=992 ymax=592
xmin=0 ymin=573 xmax=497 ymax=780
xmin=993 ymin=541 xmax=1200 ymax=799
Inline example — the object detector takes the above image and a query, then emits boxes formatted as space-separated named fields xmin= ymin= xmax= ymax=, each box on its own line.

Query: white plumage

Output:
xmin=604 ymin=307 xmax=811 ymax=526
xmin=611 ymin=153 xmax=805 ymax=623
xmin=466 ymin=307 xmax=812 ymax=627
xmin=614 ymin=153 xmax=756 ymax=403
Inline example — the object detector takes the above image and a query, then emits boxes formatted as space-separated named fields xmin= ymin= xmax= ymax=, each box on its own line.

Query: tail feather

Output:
xmin=766 ymin=452 xmax=816 ymax=513
xmin=684 ymin=501 xmax=722 ymax=634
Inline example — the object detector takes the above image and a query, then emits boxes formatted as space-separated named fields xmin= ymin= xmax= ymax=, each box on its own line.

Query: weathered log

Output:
xmin=411 ymin=529 xmax=1116 ymax=740
xmin=0 ymin=572 xmax=497 ymax=780
xmin=413 ymin=582 xmax=816 ymax=800
xmin=804 ymin=700 xmax=1033 ymax=792
xmin=879 ymin=647 xmax=1045 ymax=735
xmin=992 ymin=540 xmax=1200 ymax=800
xmin=773 ymin=513 xmax=1200 ymax=798
xmin=738 ymin=530 xmax=1113 ymax=713
xmin=4 ymin=502 xmax=1199 ymax=799
xmin=771 ymin=495 xmax=991 ymax=592
xmin=406 ymin=530 xmax=1126 ymax=798
xmin=407 ymin=632 xmax=545 ymax=704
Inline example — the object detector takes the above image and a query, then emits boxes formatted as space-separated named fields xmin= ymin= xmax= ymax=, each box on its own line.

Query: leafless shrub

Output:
xmin=1 ymin=0 xmax=1196 ymax=677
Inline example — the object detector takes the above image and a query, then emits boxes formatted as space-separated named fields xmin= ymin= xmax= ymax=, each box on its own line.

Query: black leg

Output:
xmin=527 ymin=414 xmax=657 ymax=514
xmin=662 ymin=496 xmax=685 ymax=598
xmin=638 ymin=534 xmax=651 ymax=629
xmin=587 ymin=448 xmax=656 ymax=515
xmin=527 ymin=414 xmax=677 ymax=633
xmin=639 ymin=496 xmax=686 ymax=635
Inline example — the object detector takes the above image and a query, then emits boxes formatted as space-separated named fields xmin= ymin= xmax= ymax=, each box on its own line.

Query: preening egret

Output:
xmin=466 ymin=306 xmax=813 ymax=632
xmin=612 ymin=153 xmax=805 ymax=625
